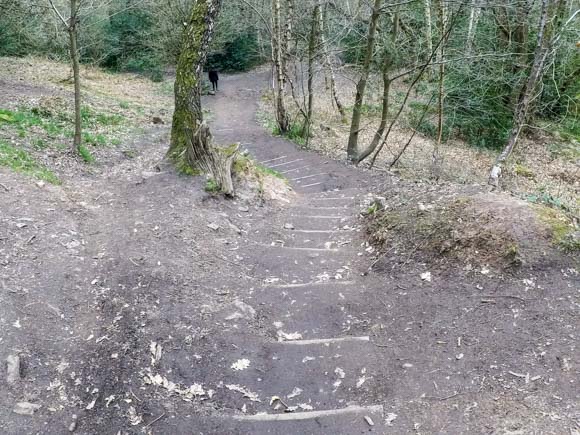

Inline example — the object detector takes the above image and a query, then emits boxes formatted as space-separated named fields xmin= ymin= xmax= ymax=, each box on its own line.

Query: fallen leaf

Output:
xmin=226 ymin=384 xmax=261 ymax=402
xmin=128 ymin=406 xmax=143 ymax=426
xmin=356 ymin=376 xmax=367 ymax=388
xmin=231 ymin=359 xmax=251 ymax=371
xmin=150 ymin=342 xmax=162 ymax=366
xmin=386 ymin=412 xmax=398 ymax=426
xmin=13 ymin=402 xmax=41 ymax=416
xmin=287 ymin=387 xmax=302 ymax=399
xmin=277 ymin=331 xmax=303 ymax=341
xmin=207 ymin=223 xmax=220 ymax=231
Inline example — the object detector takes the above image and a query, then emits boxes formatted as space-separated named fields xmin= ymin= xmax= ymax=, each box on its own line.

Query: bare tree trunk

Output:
xmin=511 ymin=0 xmax=533 ymax=106
xmin=283 ymin=0 xmax=294 ymax=75
xmin=316 ymin=0 xmax=346 ymax=122
xmin=48 ymin=0 xmax=82 ymax=152
xmin=302 ymin=4 xmax=319 ymax=142
xmin=356 ymin=8 xmax=399 ymax=163
xmin=168 ymin=0 xmax=238 ymax=196
xmin=272 ymin=0 xmax=289 ymax=133
xmin=433 ymin=0 xmax=447 ymax=178
xmin=488 ymin=0 xmax=558 ymax=187
xmin=355 ymin=65 xmax=391 ymax=163
xmin=69 ymin=0 xmax=81 ymax=152
xmin=465 ymin=0 xmax=481 ymax=55
xmin=347 ymin=0 xmax=382 ymax=162
xmin=424 ymin=0 xmax=433 ymax=73
xmin=281 ymin=0 xmax=294 ymax=104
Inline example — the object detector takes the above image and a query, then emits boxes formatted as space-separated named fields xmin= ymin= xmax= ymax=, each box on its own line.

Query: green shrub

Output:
xmin=206 ymin=32 xmax=262 ymax=72
xmin=100 ymin=6 xmax=165 ymax=81
xmin=444 ymin=65 xmax=514 ymax=149
xmin=271 ymin=122 xmax=307 ymax=146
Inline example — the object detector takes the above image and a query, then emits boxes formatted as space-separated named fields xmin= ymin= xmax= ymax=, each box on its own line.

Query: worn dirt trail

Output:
xmin=2 ymin=70 xmax=578 ymax=435
xmin=195 ymin=72 xmax=390 ymax=433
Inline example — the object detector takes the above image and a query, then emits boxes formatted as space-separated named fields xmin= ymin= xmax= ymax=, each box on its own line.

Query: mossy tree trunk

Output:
xmin=167 ymin=0 xmax=237 ymax=196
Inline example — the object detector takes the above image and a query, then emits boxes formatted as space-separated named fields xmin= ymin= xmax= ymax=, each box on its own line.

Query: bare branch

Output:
xmin=47 ymin=0 xmax=68 ymax=28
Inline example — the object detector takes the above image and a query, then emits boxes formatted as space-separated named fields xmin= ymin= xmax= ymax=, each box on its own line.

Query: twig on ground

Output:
xmin=476 ymin=294 xmax=533 ymax=302
xmin=144 ymin=413 xmax=166 ymax=429
xmin=0 ymin=183 xmax=9 ymax=192
xmin=94 ymin=192 xmax=106 ymax=202
xmin=424 ymin=391 xmax=461 ymax=401
xmin=130 ymin=389 xmax=142 ymax=402
xmin=478 ymin=376 xmax=486 ymax=392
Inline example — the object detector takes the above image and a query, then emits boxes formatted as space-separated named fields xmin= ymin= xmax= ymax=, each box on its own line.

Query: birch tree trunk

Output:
xmin=283 ymin=0 xmax=294 ymax=76
xmin=302 ymin=5 xmax=319 ymax=142
xmin=347 ymin=0 xmax=382 ymax=162
xmin=424 ymin=0 xmax=434 ymax=69
xmin=316 ymin=0 xmax=346 ymax=122
xmin=167 ymin=0 xmax=237 ymax=196
xmin=465 ymin=0 xmax=481 ymax=55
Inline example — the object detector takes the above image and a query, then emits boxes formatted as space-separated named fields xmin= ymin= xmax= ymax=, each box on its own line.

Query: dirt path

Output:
xmin=1 ymin=70 xmax=578 ymax=434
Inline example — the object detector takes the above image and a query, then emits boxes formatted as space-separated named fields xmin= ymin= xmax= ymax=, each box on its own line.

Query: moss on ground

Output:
xmin=534 ymin=204 xmax=580 ymax=252
xmin=365 ymin=196 xmax=524 ymax=268
xmin=0 ymin=141 xmax=60 ymax=184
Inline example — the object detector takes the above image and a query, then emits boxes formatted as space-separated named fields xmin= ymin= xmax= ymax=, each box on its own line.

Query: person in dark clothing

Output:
xmin=208 ymin=71 xmax=219 ymax=92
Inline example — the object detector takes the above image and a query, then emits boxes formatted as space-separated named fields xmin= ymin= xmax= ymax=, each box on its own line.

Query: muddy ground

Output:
xmin=1 ymin=63 xmax=579 ymax=434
